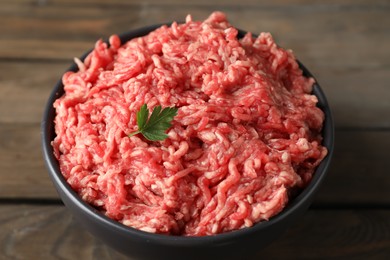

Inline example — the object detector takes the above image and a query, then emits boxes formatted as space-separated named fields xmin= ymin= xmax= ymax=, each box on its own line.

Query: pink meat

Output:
xmin=53 ymin=12 xmax=327 ymax=236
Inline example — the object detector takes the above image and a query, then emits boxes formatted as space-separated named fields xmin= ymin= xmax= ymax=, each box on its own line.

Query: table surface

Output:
xmin=1 ymin=0 xmax=390 ymax=259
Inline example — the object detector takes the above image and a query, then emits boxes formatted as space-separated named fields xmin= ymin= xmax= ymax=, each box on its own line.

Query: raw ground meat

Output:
xmin=53 ymin=11 xmax=327 ymax=236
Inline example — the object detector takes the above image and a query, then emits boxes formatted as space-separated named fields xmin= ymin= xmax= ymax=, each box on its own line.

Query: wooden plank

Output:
xmin=4 ymin=0 xmax=389 ymax=7
xmin=0 ymin=205 xmax=389 ymax=259
xmin=260 ymin=209 xmax=390 ymax=259
xmin=1 ymin=121 xmax=390 ymax=205
xmin=315 ymin=130 xmax=390 ymax=205
xmin=314 ymin=66 xmax=390 ymax=128
xmin=0 ymin=61 xmax=388 ymax=198
xmin=0 ymin=1 xmax=389 ymax=70
xmin=0 ymin=61 xmax=68 ymax=124
xmin=0 ymin=205 xmax=128 ymax=259
xmin=0 ymin=123 xmax=58 ymax=199
xmin=1 ymin=60 xmax=390 ymax=128
xmin=1 ymin=2 xmax=389 ymax=126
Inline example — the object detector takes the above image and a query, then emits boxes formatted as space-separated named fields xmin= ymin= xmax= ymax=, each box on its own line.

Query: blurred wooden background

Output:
xmin=0 ymin=0 xmax=389 ymax=259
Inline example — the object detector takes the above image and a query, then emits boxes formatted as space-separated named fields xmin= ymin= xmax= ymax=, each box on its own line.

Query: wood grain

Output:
xmin=1 ymin=122 xmax=389 ymax=205
xmin=316 ymin=66 xmax=390 ymax=128
xmin=0 ymin=0 xmax=389 ymax=259
xmin=0 ymin=61 xmax=65 ymax=124
xmin=0 ymin=123 xmax=57 ymax=199
xmin=317 ymin=130 xmax=390 ymax=205
xmin=0 ymin=205 xmax=389 ymax=259
xmin=0 ymin=1 xmax=389 ymax=204
xmin=4 ymin=0 xmax=389 ymax=8
xmin=0 ymin=205 xmax=128 ymax=260
xmin=1 ymin=1 xmax=389 ymax=127
xmin=1 ymin=1 xmax=389 ymax=70
xmin=260 ymin=209 xmax=390 ymax=259
xmin=1 ymin=60 xmax=390 ymax=127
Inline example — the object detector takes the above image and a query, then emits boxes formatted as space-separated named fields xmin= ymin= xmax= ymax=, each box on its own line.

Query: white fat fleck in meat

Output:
xmin=244 ymin=218 xmax=253 ymax=227
xmin=167 ymin=129 xmax=179 ymax=140
xmin=139 ymin=226 xmax=157 ymax=233
xmin=212 ymin=223 xmax=219 ymax=234
xmin=296 ymin=138 xmax=310 ymax=152
xmin=253 ymin=158 xmax=261 ymax=169
xmin=247 ymin=195 xmax=254 ymax=204
xmin=130 ymin=149 xmax=144 ymax=157
xmin=198 ymin=131 xmax=216 ymax=143
xmin=73 ymin=57 xmax=86 ymax=72
xmin=281 ymin=152 xmax=289 ymax=163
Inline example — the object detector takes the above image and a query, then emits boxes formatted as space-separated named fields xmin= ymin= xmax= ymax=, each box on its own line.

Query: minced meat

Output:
xmin=53 ymin=11 xmax=327 ymax=236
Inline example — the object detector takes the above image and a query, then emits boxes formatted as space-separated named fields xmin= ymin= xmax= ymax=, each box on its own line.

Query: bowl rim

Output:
xmin=41 ymin=23 xmax=334 ymax=246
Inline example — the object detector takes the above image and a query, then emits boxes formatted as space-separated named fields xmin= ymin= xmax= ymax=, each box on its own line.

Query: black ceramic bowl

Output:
xmin=41 ymin=24 xmax=334 ymax=260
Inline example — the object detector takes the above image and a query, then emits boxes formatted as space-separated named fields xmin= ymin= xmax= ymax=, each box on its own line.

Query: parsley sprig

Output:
xmin=128 ymin=104 xmax=178 ymax=141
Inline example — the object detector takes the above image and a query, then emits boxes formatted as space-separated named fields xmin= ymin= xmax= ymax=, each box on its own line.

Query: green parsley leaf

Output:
xmin=129 ymin=104 xmax=178 ymax=141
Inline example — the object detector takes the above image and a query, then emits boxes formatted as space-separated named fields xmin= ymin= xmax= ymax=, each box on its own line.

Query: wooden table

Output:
xmin=1 ymin=0 xmax=389 ymax=259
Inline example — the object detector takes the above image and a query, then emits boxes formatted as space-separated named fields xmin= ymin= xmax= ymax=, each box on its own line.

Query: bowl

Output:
xmin=41 ymin=24 xmax=334 ymax=260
